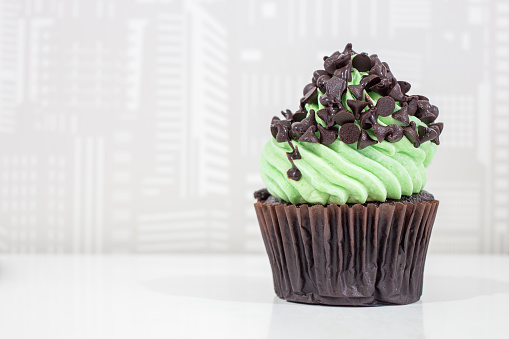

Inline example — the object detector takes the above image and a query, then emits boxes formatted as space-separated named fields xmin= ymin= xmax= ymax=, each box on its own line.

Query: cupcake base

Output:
xmin=254 ymin=198 xmax=439 ymax=306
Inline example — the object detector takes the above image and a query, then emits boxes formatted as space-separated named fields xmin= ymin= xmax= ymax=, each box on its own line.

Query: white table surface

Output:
xmin=1 ymin=254 xmax=508 ymax=339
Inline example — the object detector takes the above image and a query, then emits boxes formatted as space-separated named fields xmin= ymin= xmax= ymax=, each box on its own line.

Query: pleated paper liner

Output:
xmin=254 ymin=200 xmax=439 ymax=306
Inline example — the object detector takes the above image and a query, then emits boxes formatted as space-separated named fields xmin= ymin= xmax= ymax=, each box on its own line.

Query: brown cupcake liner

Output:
xmin=254 ymin=200 xmax=439 ymax=306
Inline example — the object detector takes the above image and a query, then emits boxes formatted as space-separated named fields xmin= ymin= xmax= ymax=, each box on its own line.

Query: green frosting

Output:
xmin=260 ymin=135 xmax=436 ymax=205
xmin=259 ymin=63 xmax=438 ymax=204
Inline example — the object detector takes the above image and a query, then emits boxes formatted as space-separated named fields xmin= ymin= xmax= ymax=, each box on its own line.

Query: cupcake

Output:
xmin=254 ymin=43 xmax=443 ymax=306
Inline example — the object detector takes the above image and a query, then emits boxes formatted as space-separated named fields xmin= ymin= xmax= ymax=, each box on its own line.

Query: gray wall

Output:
xmin=0 ymin=0 xmax=507 ymax=254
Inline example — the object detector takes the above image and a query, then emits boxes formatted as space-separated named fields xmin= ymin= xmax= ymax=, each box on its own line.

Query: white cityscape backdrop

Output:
xmin=0 ymin=0 xmax=508 ymax=254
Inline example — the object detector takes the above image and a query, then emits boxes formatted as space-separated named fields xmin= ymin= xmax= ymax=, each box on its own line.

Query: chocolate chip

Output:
xmin=334 ymin=60 xmax=352 ymax=81
xmin=291 ymin=123 xmax=305 ymax=139
xmin=319 ymin=93 xmax=334 ymax=107
xmin=324 ymin=51 xmax=340 ymax=61
xmin=312 ymin=70 xmax=328 ymax=84
xmin=357 ymin=130 xmax=378 ymax=150
xmin=359 ymin=109 xmax=377 ymax=129
xmin=369 ymin=54 xmax=382 ymax=68
xmin=352 ymin=53 xmax=372 ymax=72
xmin=326 ymin=77 xmax=347 ymax=101
xmin=348 ymin=84 xmax=364 ymax=100
xmin=317 ymin=107 xmax=337 ymax=128
xmin=303 ymin=83 xmax=316 ymax=96
xmin=419 ymin=111 xmax=437 ymax=124
xmin=316 ymin=74 xmax=331 ymax=92
xmin=429 ymin=125 xmax=441 ymax=145
xmin=317 ymin=124 xmax=338 ymax=145
xmin=418 ymin=125 xmax=438 ymax=143
xmin=398 ymin=81 xmax=411 ymax=94
xmin=416 ymin=95 xmax=429 ymax=101
xmin=291 ymin=110 xmax=316 ymax=138
xmin=292 ymin=112 xmax=307 ymax=122
xmin=337 ymin=52 xmax=352 ymax=65
xmin=339 ymin=123 xmax=361 ymax=144
xmin=275 ymin=120 xmax=292 ymax=142
xmin=386 ymin=124 xmax=404 ymax=142
xmin=403 ymin=122 xmax=420 ymax=147
xmin=287 ymin=165 xmax=302 ymax=181
xmin=334 ymin=110 xmax=355 ymax=125
xmin=429 ymin=122 xmax=444 ymax=133
xmin=382 ymin=62 xmax=393 ymax=76
xmin=415 ymin=100 xmax=430 ymax=118
xmin=393 ymin=103 xmax=409 ymax=124
xmin=281 ymin=109 xmax=293 ymax=120
xmin=422 ymin=129 xmax=438 ymax=144
xmin=299 ymin=125 xmax=320 ymax=143
xmin=301 ymin=86 xmax=318 ymax=105
xmin=360 ymin=74 xmax=380 ymax=88
xmin=347 ymin=99 xmax=369 ymax=119
xmin=430 ymin=105 xmax=439 ymax=118
xmin=302 ymin=109 xmax=316 ymax=125
xmin=417 ymin=125 xmax=426 ymax=137
xmin=376 ymin=96 xmax=395 ymax=117
xmin=370 ymin=63 xmax=387 ymax=78
xmin=372 ymin=124 xmax=390 ymax=142
xmin=369 ymin=78 xmax=392 ymax=95
xmin=343 ymin=43 xmax=354 ymax=54
xmin=324 ymin=53 xmax=350 ymax=74
xmin=389 ymin=83 xmax=405 ymax=101
xmin=407 ymin=97 xmax=418 ymax=115
xmin=270 ymin=116 xmax=280 ymax=138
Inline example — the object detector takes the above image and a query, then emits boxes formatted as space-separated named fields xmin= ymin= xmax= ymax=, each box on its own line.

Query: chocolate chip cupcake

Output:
xmin=254 ymin=43 xmax=443 ymax=306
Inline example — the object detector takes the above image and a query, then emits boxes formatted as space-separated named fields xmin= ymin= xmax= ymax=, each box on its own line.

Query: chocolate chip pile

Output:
xmin=270 ymin=43 xmax=443 ymax=181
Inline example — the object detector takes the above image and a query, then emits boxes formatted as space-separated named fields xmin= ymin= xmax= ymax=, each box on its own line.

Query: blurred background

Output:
xmin=0 ymin=0 xmax=507 ymax=254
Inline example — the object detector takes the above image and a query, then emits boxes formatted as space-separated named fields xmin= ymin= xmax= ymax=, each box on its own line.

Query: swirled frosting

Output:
xmin=260 ymin=43 xmax=443 ymax=204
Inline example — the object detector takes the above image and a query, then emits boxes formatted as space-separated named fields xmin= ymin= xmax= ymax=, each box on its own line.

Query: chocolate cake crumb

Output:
xmin=264 ymin=195 xmax=286 ymax=205
xmin=254 ymin=188 xmax=270 ymax=201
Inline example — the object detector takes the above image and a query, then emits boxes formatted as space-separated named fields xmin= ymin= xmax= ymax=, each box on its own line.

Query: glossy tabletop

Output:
xmin=1 ymin=254 xmax=508 ymax=339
